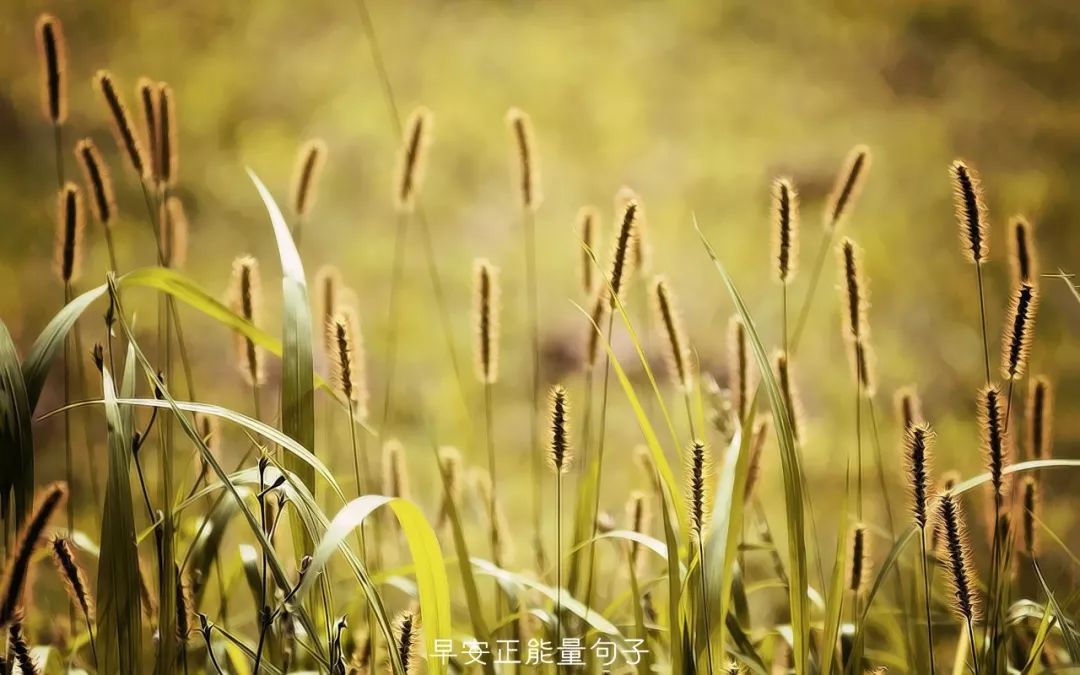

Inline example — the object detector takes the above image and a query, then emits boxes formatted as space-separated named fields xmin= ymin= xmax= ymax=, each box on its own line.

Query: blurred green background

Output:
xmin=1 ymin=0 xmax=1078 ymax=575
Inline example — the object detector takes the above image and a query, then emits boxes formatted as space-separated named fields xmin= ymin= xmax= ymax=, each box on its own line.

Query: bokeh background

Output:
xmin=1 ymin=0 xmax=1078 ymax=579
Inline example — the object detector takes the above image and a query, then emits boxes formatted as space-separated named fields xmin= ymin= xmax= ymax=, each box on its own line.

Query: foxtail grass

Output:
xmin=1009 ymin=216 xmax=1037 ymax=287
xmin=50 ymin=536 xmax=97 ymax=664
xmin=0 ymin=482 xmax=67 ymax=627
xmin=547 ymin=384 xmax=572 ymax=666
xmin=1025 ymin=376 xmax=1052 ymax=460
xmin=686 ymin=440 xmax=715 ymax=675
xmin=905 ymin=423 xmax=936 ymax=675
xmin=54 ymin=183 xmax=82 ymax=535
xmin=74 ymin=138 xmax=119 ymax=271
xmin=651 ymin=275 xmax=695 ymax=434
xmin=1000 ymin=281 xmax=1038 ymax=427
xmin=289 ymin=138 xmax=327 ymax=246
xmin=936 ymin=491 xmax=981 ymax=674
xmin=472 ymin=258 xmax=502 ymax=589
xmin=950 ymin=159 xmax=991 ymax=385
xmin=772 ymin=177 xmax=799 ymax=354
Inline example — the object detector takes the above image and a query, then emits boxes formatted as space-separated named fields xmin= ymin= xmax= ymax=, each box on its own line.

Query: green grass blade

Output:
xmin=1031 ymin=558 xmax=1080 ymax=660
xmin=96 ymin=357 xmax=144 ymax=675
xmin=0 ymin=319 xmax=35 ymax=526
xmin=248 ymin=169 xmax=317 ymax=557
xmin=295 ymin=495 xmax=453 ymax=675
xmin=696 ymin=220 xmax=809 ymax=673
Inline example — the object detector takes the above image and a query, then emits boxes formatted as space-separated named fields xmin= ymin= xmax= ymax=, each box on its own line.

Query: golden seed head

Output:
xmin=395 ymin=107 xmax=433 ymax=212
xmin=846 ymin=523 xmax=870 ymax=594
xmin=903 ymin=423 xmax=934 ymax=528
xmin=162 ymin=196 xmax=189 ymax=269
xmin=329 ymin=307 xmax=369 ymax=421
xmin=507 ymin=107 xmax=541 ymax=211
xmin=95 ymin=70 xmax=150 ymax=180
xmin=950 ymin=159 xmax=989 ymax=264
xmin=1025 ymin=376 xmax=1053 ymax=460
xmin=74 ymin=138 xmax=116 ymax=227
xmin=825 ymin=144 xmax=871 ymax=230
xmin=547 ymin=385 xmax=572 ymax=473
xmin=978 ymin=384 xmax=1010 ymax=501
xmin=0 ymin=482 xmax=68 ymax=626
xmin=228 ymin=255 xmax=264 ymax=387
xmin=1000 ymin=282 xmax=1038 ymax=381
xmin=935 ymin=491 xmax=980 ymax=621
xmin=772 ymin=177 xmax=799 ymax=284
xmin=685 ymin=440 xmax=713 ymax=543
xmin=774 ymin=350 xmax=802 ymax=444
xmin=728 ymin=315 xmax=753 ymax=424
xmin=577 ymin=205 xmax=601 ymax=295
xmin=157 ymin=82 xmax=178 ymax=187
xmin=54 ymin=182 xmax=84 ymax=284
xmin=290 ymin=138 xmax=327 ymax=219
xmin=36 ymin=13 xmax=67 ymax=124
xmin=652 ymin=276 xmax=692 ymax=391
xmin=607 ymin=197 xmax=639 ymax=306
xmin=472 ymin=258 xmax=501 ymax=384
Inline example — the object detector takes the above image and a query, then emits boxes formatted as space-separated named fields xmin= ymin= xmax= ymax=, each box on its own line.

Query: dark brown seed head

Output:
xmin=978 ymin=384 xmax=1010 ymax=502
xmin=157 ymin=82 xmax=178 ymax=187
xmin=95 ymin=71 xmax=149 ymax=180
xmin=852 ymin=339 xmax=876 ymax=397
xmin=383 ymin=439 xmax=409 ymax=501
xmin=1001 ymin=282 xmax=1038 ymax=381
xmin=228 ymin=256 xmax=264 ymax=387
xmin=0 ymin=483 xmax=67 ymax=627
xmin=583 ymin=290 xmax=609 ymax=371
xmin=626 ymin=490 xmax=650 ymax=569
xmin=290 ymin=138 xmax=327 ymax=219
xmin=607 ymin=199 xmax=639 ymax=306
xmin=652 ymin=276 xmax=692 ymax=391
xmin=74 ymin=138 xmax=116 ymax=227
xmin=137 ymin=77 xmax=159 ymax=183
xmin=950 ymin=160 xmax=988 ymax=264
xmin=894 ymin=386 xmax=924 ymax=431
xmin=685 ymin=440 xmax=713 ymax=544
xmin=825 ymin=145 xmax=870 ymax=230
xmin=547 ymin=385 xmax=572 ymax=473
xmin=577 ymin=205 xmax=601 ymax=295
xmin=772 ymin=177 xmax=799 ymax=284
xmin=774 ymin=351 xmax=802 ymax=443
xmin=329 ymin=308 xmax=368 ymax=421
xmin=507 ymin=107 xmax=541 ymax=211
xmin=54 ymin=182 xmax=84 ymax=284
xmin=838 ymin=237 xmax=868 ymax=342
xmin=8 ymin=617 xmax=38 ymax=675
xmin=846 ymin=524 xmax=869 ymax=594
xmin=473 ymin=259 xmax=501 ymax=384
xmin=1020 ymin=476 xmax=1039 ymax=557
xmin=162 ymin=196 xmax=188 ymax=269
xmin=36 ymin=14 xmax=67 ymax=124
xmin=616 ymin=186 xmax=651 ymax=277
xmin=1025 ymin=376 xmax=1053 ymax=460
xmin=904 ymin=423 xmax=935 ymax=528
xmin=936 ymin=491 xmax=980 ymax=621
xmin=395 ymin=107 xmax=433 ymax=212
xmin=393 ymin=610 xmax=420 ymax=674
xmin=728 ymin=315 xmax=753 ymax=424
xmin=1009 ymin=216 xmax=1038 ymax=287
xmin=50 ymin=536 xmax=94 ymax=621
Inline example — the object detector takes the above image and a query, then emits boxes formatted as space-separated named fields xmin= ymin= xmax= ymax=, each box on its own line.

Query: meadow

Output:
xmin=1 ymin=2 xmax=1079 ymax=674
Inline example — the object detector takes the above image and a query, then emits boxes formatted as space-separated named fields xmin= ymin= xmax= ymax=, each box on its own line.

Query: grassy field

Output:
xmin=0 ymin=1 xmax=1078 ymax=673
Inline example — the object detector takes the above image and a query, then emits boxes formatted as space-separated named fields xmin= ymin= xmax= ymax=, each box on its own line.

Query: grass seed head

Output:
xmin=1026 ymin=375 xmax=1053 ymax=460
xmin=825 ymin=144 xmax=870 ymax=230
xmin=74 ymin=138 xmax=116 ymax=227
xmin=0 ymin=482 xmax=67 ymax=627
xmin=290 ymin=138 xmax=327 ymax=219
xmin=950 ymin=159 xmax=988 ymax=264
xmin=1001 ymin=282 xmax=1038 ymax=381
xmin=772 ymin=177 xmax=799 ymax=284
xmin=507 ymin=107 xmax=541 ymax=211
xmin=547 ymin=385 xmax=572 ymax=473
xmin=36 ymin=13 xmax=67 ymax=124
xmin=95 ymin=71 xmax=149 ymax=180
xmin=54 ymin=182 xmax=84 ymax=284
xmin=652 ymin=275 xmax=692 ymax=391
xmin=395 ymin=107 xmax=433 ymax=212
xmin=936 ymin=491 xmax=980 ymax=621
xmin=473 ymin=258 xmax=501 ymax=384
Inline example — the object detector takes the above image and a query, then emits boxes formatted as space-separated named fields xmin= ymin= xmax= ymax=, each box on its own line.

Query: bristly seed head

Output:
xmin=383 ymin=439 xmax=409 ymax=502
xmin=1025 ymin=376 xmax=1053 ymax=460
xmin=0 ymin=482 xmax=67 ymax=627
xmin=95 ymin=70 xmax=149 ymax=180
xmin=1021 ymin=476 xmax=1039 ymax=557
xmin=547 ymin=385 xmax=572 ymax=473
xmin=616 ymin=186 xmax=651 ymax=277
xmin=774 ymin=350 xmax=802 ymax=443
xmin=950 ymin=159 xmax=989 ymax=264
xmin=329 ymin=307 xmax=368 ymax=422
xmin=583 ymin=290 xmax=609 ymax=371
xmin=1009 ymin=216 xmax=1038 ymax=287
xmin=838 ymin=237 xmax=868 ymax=342
xmin=607 ymin=199 xmax=638 ymax=306
xmin=1001 ymin=282 xmax=1038 ymax=381
xmin=978 ymin=384 xmax=1010 ymax=502
xmin=472 ymin=258 xmax=501 ymax=384
xmin=507 ymin=107 xmax=541 ymax=211
xmin=846 ymin=523 xmax=869 ymax=594
xmin=728 ymin=315 xmax=753 ymax=424
xmin=393 ymin=610 xmax=420 ymax=674
xmin=137 ymin=77 xmax=159 ymax=183
xmin=685 ymin=440 xmax=713 ymax=544
xmin=36 ymin=13 xmax=67 ymax=125
xmin=626 ymin=490 xmax=650 ymax=570
xmin=652 ymin=276 xmax=692 ymax=391
xmin=74 ymin=138 xmax=116 ymax=227
xmin=395 ymin=107 xmax=433 ymax=213
xmin=577 ymin=205 xmax=601 ymax=295
xmin=228 ymin=255 xmax=264 ymax=387
xmin=936 ymin=491 xmax=980 ymax=621
xmin=54 ymin=182 xmax=84 ymax=284
xmin=904 ymin=423 xmax=934 ymax=528
xmin=8 ymin=617 xmax=38 ymax=675
xmin=157 ymin=82 xmax=178 ymax=187
xmin=290 ymin=138 xmax=327 ymax=219
xmin=162 ymin=196 xmax=189 ymax=269
xmin=743 ymin=419 xmax=769 ymax=505
xmin=825 ymin=144 xmax=871 ymax=230
xmin=772 ymin=177 xmax=799 ymax=284
xmin=50 ymin=536 xmax=94 ymax=622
